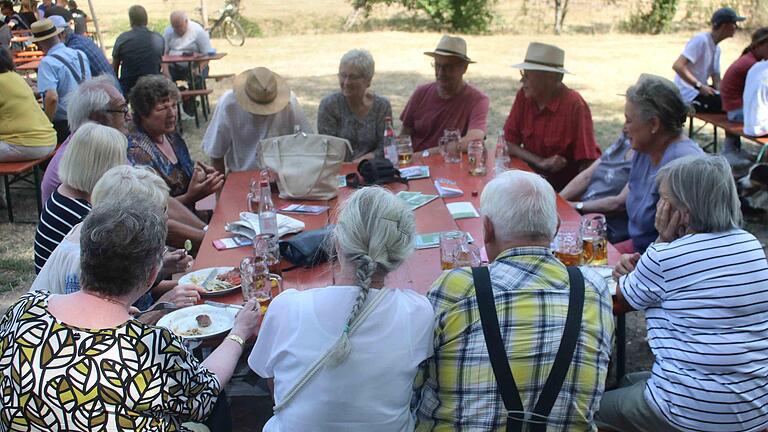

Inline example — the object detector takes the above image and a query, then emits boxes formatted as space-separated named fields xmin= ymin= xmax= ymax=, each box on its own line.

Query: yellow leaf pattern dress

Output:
xmin=0 ymin=291 xmax=221 ymax=431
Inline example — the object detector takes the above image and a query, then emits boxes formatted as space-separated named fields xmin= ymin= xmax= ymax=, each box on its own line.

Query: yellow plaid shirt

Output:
xmin=413 ymin=247 xmax=614 ymax=431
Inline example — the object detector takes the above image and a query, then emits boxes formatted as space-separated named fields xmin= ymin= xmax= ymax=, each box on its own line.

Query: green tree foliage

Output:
xmin=348 ymin=0 xmax=496 ymax=33
xmin=621 ymin=0 xmax=679 ymax=34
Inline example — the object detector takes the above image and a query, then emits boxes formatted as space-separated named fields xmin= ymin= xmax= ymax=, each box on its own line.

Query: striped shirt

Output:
xmin=33 ymin=190 xmax=91 ymax=274
xmin=414 ymin=247 xmax=614 ymax=431
xmin=619 ymin=229 xmax=768 ymax=432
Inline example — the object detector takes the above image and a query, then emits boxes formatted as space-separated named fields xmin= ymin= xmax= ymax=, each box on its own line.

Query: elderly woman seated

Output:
xmin=597 ymin=154 xmax=768 ymax=432
xmin=34 ymin=122 xmax=126 ymax=274
xmin=621 ymin=74 xmax=702 ymax=253
xmin=32 ymin=165 xmax=202 ymax=309
xmin=1 ymin=199 xmax=261 ymax=430
xmin=127 ymin=74 xmax=224 ymax=207
xmin=317 ymin=49 xmax=393 ymax=161
xmin=248 ymin=187 xmax=434 ymax=431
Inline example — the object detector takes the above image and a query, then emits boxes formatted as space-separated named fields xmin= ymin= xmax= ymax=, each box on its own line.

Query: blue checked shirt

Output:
xmin=413 ymin=247 xmax=614 ymax=431
xmin=65 ymin=33 xmax=118 ymax=84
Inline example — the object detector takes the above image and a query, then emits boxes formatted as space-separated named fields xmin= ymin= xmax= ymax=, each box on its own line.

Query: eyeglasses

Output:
xmin=432 ymin=61 xmax=465 ymax=72
xmin=104 ymin=104 xmax=129 ymax=118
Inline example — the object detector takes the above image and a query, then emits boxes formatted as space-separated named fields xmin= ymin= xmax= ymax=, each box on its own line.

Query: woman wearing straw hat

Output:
xmin=400 ymin=34 xmax=489 ymax=152
xmin=202 ymin=66 xmax=313 ymax=174
xmin=503 ymin=42 xmax=601 ymax=192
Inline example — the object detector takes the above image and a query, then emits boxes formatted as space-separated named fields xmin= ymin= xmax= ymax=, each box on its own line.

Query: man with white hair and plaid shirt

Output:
xmin=413 ymin=170 xmax=614 ymax=431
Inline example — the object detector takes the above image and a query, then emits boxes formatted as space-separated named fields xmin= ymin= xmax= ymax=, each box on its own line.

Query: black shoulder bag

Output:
xmin=472 ymin=266 xmax=585 ymax=432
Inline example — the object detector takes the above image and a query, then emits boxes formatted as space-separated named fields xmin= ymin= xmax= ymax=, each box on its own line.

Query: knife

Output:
xmin=199 ymin=269 xmax=219 ymax=290
xmin=204 ymin=300 xmax=243 ymax=310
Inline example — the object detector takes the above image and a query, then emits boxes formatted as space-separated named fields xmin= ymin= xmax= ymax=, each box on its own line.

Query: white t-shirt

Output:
xmin=619 ymin=230 xmax=768 ymax=432
xmin=163 ymin=20 xmax=212 ymax=56
xmin=743 ymin=60 xmax=768 ymax=136
xmin=30 ymin=224 xmax=81 ymax=294
xmin=674 ymin=32 xmax=721 ymax=103
xmin=249 ymin=286 xmax=435 ymax=432
xmin=201 ymin=90 xmax=314 ymax=172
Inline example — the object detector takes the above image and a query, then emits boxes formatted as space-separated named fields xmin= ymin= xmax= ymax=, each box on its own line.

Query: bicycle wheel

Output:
xmin=222 ymin=17 xmax=245 ymax=46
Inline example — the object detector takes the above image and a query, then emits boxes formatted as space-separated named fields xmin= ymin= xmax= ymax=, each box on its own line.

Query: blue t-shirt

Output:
xmin=627 ymin=137 xmax=703 ymax=252
xmin=37 ymin=43 xmax=92 ymax=121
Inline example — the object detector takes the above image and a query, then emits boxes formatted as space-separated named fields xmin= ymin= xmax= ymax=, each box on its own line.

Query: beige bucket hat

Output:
xmin=29 ymin=19 xmax=64 ymax=43
xmin=233 ymin=67 xmax=291 ymax=116
xmin=512 ymin=42 xmax=570 ymax=74
xmin=424 ymin=35 xmax=475 ymax=64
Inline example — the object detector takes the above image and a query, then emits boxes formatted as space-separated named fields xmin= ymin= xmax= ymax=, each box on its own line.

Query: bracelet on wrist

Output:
xmin=225 ymin=334 xmax=244 ymax=347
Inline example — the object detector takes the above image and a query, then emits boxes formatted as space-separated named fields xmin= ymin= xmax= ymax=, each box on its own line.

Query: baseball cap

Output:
xmin=48 ymin=15 xmax=68 ymax=29
xmin=711 ymin=7 xmax=746 ymax=26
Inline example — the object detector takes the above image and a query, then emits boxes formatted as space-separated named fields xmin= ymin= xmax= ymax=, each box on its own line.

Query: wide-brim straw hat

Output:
xmin=512 ymin=42 xmax=570 ymax=74
xmin=233 ymin=67 xmax=291 ymax=116
xmin=29 ymin=18 xmax=64 ymax=43
xmin=424 ymin=35 xmax=475 ymax=64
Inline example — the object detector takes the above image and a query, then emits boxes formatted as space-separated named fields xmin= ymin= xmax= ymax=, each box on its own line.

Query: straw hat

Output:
xmin=233 ymin=67 xmax=291 ymax=116
xmin=29 ymin=19 xmax=64 ymax=43
xmin=424 ymin=35 xmax=475 ymax=64
xmin=512 ymin=42 xmax=570 ymax=74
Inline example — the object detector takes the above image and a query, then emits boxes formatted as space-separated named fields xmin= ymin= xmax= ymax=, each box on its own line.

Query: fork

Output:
xmin=132 ymin=302 xmax=177 ymax=318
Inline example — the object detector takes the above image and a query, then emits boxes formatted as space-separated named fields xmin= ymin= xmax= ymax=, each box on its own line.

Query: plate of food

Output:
xmin=156 ymin=304 xmax=241 ymax=340
xmin=179 ymin=267 xmax=242 ymax=296
xmin=588 ymin=265 xmax=617 ymax=296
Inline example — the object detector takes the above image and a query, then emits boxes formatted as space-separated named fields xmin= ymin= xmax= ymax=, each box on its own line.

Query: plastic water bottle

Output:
xmin=258 ymin=170 xmax=278 ymax=241
xmin=383 ymin=116 xmax=398 ymax=165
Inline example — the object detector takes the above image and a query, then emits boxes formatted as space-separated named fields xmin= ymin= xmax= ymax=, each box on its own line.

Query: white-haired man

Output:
xmin=414 ymin=170 xmax=614 ymax=431
xmin=163 ymin=10 xmax=212 ymax=88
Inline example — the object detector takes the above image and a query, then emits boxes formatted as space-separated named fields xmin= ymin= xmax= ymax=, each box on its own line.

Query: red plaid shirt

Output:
xmin=503 ymin=85 xmax=601 ymax=191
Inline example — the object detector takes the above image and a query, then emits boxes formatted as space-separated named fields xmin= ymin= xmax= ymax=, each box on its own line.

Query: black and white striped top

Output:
xmin=620 ymin=229 xmax=768 ymax=432
xmin=33 ymin=190 xmax=91 ymax=274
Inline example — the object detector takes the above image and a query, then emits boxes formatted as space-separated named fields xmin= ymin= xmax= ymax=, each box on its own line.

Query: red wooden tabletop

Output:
xmin=191 ymin=152 xmax=619 ymax=304
xmin=161 ymin=52 xmax=228 ymax=64
xmin=16 ymin=59 xmax=40 ymax=71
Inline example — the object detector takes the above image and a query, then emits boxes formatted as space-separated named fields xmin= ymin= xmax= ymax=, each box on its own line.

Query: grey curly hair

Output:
xmin=325 ymin=186 xmax=415 ymax=366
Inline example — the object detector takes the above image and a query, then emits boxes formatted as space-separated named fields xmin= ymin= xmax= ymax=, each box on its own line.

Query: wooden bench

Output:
xmin=207 ymin=73 xmax=235 ymax=82
xmin=688 ymin=112 xmax=768 ymax=161
xmin=177 ymin=88 xmax=214 ymax=132
xmin=0 ymin=155 xmax=53 ymax=223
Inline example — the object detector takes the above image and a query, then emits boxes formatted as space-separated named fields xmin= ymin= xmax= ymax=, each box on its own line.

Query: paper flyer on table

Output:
xmin=399 ymin=165 xmax=430 ymax=180
xmin=446 ymin=202 xmax=480 ymax=219
xmin=434 ymin=178 xmax=463 ymax=197
xmin=396 ymin=191 xmax=438 ymax=211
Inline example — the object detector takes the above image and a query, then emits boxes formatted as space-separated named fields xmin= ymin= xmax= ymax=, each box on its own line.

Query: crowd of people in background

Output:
xmin=0 ymin=2 xmax=767 ymax=431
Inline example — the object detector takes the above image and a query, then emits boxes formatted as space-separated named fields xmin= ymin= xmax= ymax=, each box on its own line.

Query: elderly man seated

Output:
xmin=413 ymin=170 xmax=614 ymax=431
xmin=598 ymin=154 xmax=768 ymax=432
xmin=400 ymin=35 xmax=489 ymax=153
xmin=503 ymin=42 xmax=602 ymax=191
xmin=202 ymin=66 xmax=313 ymax=174
xmin=163 ymin=10 xmax=212 ymax=89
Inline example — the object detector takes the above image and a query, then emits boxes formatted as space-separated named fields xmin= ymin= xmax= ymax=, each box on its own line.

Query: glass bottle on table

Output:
xmin=383 ymin=116 xmax=398 ymax=165
xmin=494 ymin=130 xmax=510 ymax=175
xmin=258 ymin=169 xmax=278 ymax=246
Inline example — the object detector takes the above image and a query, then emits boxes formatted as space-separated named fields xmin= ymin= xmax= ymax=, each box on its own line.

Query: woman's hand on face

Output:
xmin=655 ymin=200 xmax=687 ymax=243
xmin=160 ymin=283 xmax=206 ymax=308
xmin=231 ymin=298 xmax=263 ymax=338
xmin=161 ymin=249 xmax=193 ymax=275
xmin=613 ymin=252 xmax=641 ymax=280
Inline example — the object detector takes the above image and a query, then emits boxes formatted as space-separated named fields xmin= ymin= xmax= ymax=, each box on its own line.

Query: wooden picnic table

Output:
xmin=688 ymin=112 xmax=768 ymax=157
xmin=16 ymin=59 xmax=40 ymax=72
xmin=14 ymin=50 xmax=43 ymax=58
xmin=161 ymin=52 xmax=227 ymax=64
xmin=188 ymin=151 xmax=629 ymax=378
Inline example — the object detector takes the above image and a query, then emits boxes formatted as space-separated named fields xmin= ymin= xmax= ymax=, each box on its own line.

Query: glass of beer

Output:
xmin=581 ymin=214 xmax=608 ymax=265
xmin=255 ymin=233 xmax=282 ymax=276
xmin=396 ymin=136 xmax=414 ymax=166
xmin=553 ymin=223 xmax=583 ymax=266
xmin=440 ymin=231 xmax=466 ymax=270
xmin=442 ymin=129 xmax=461 ymax=163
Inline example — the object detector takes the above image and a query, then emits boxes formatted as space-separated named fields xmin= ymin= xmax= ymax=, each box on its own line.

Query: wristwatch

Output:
xmin=694 ymin=82 xmax=702 ymax=90
xmin=575 ymin=202 xmax=584 ymax=212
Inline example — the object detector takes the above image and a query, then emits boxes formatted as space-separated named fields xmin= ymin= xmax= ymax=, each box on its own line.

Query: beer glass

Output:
xmin=553 ymin=223 xmax=583 ymax=266
xmin=440 ymin=231 xmax=465 ymax=270
xmin=442 ymin=129 xmax=461 ymax=163
xmin=396 ymin=136 xmax=414 ymax=166
xmin=581 ymin=214 xmax=608 ymax=265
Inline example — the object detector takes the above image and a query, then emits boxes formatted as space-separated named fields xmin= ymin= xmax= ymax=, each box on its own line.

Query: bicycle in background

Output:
xmin=195 ymin=0 xmax=245 ymax=47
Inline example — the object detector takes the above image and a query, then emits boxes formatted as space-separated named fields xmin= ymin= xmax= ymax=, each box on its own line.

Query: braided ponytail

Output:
xmin=326 ymin=255 xmax=377 ymax=367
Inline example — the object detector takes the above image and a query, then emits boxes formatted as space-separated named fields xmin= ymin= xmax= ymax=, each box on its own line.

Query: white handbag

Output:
xmin=259 ymin=133 xmax=351 ymax=200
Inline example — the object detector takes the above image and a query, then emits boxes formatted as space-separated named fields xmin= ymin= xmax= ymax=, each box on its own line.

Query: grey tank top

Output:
xmin=582 ymin=133 xmax=633 ymax=202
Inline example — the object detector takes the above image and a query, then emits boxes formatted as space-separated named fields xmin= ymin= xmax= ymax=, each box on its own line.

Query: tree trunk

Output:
xmin=200 ymin=0 xmax=209 ymax=29
xmin=554 ymin=0 xmax=569 ymax=35
xmin=85 ymin=0 xmax=103 ymax=49
xmin=343 ymin=8 xmax=363 ymax=31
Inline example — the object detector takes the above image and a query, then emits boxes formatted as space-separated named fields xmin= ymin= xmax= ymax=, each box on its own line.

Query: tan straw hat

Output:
xmin=233 ymin=67 xmax=291 ymax=116
xmin=424 ymin=35 xmax=475 ymax=64
xmin=512 ymin=42 xmax=570 ymax=74
xmin=29 ymin=18 xmax=64 ymax=43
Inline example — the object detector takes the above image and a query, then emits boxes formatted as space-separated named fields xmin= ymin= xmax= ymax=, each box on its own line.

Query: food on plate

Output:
xmin=177 ymin=327 xmax=202 ymax=337
xmin=217 ymin=269 xmax=241 ymax=286
xmin=196 ymin=314 xmax=212 ymax=328
xmin=189 ymin=268 xmax=240 ymax=292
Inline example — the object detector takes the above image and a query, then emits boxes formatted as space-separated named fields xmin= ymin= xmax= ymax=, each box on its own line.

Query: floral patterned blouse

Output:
xmin=127 ymin=128 xmax=195 ymax=198
xmin=0 ymin=291 xmax=221 ymax=431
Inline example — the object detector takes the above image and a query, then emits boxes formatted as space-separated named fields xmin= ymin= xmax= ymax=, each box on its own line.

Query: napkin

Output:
xmin=227 ymin=212 xmax=306 ymax=240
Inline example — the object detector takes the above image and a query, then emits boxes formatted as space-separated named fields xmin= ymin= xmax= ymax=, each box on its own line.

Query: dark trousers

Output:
xmin=52 ymin=120 xmax=70 ymax=145
xmin=169 ymin=63 xmax=209 ymax=89
xmin=692 ymin=93 xmax=723 ymax=113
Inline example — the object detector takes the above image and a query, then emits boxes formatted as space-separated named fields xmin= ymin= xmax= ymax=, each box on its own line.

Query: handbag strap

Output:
xmin=50 ymin=52 xmax=85 ymax=84
xmin=272 ymin=288 xmax=392 ymax=412
xmin=273 ymin=136 xmax=332 ymax=198
xmin=473 ymin=266 xmax=585 ymax=432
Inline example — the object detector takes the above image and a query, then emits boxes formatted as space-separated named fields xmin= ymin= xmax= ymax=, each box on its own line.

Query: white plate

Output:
xmin=588 ymin=265 xmax=617 ymax=296
xmin=179 ymin=267 xmax=239 ymax=296
xmin=156 ymin=304 xmax=241 ymax=340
